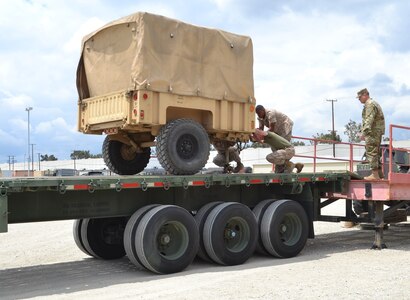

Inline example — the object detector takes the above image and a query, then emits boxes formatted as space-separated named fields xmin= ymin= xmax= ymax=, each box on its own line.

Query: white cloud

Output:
xmin=35 ymin=117 xmax=75 ymax=134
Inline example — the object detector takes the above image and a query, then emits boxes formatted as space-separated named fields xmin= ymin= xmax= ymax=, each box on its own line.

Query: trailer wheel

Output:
xmin=124 ymin=204 xmax=160 ymax=270
xmin=261 ymin=200 xmax=308 ymax=258
xmin=353 ymin=200 xmax=368 ymax=215
xmin=252 ymin=199 xmax=276 ymax=255
xmin=157 ymin=119 xmax=210 ymax=175
xmin=194 ymin=201 xmax=223 ymax=262
xmin=80 ymin=217 xmax=127 ymax=260
xmin=203 ymin=202 xmax=258 ymax=265
xmin=102 ymin=136 xmax=150 ymax=175
xmin=73 ymin=219 xmax=91 ymax=256
xmin=135 ymin=205 xmax=199 ymax=274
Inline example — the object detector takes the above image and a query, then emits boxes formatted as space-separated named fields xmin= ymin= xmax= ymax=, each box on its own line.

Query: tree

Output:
xmin=40 ymin=154 xmax=58 ymax=161
xmin=70 ymin=150 xmax=102 ymax=159
xmin=292 ymin=140 xmax=306 ymax=146
xmin=311 ymin=131 xmax=341 ymax=144
xmin=344 ymin=119 xmax=362 ymax=143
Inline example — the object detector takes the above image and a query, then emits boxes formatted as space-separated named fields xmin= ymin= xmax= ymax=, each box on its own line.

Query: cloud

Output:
xmin=35 ymin=117 xmax=75 ymax=134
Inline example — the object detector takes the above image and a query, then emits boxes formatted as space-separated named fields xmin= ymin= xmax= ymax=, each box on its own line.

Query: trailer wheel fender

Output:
xmin=135 ymin=205 xmax=199 ymax=274
xmin=203 ymin=202 xmax=258 ymax=266
xmin=261 ymin=199 xmax=308 ymax=258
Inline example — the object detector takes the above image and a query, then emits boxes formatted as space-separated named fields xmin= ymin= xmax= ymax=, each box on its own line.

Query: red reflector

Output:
xmin=74 ymin=184 xmax=89 ymax=190
xmin=299 ymin=177 xmax=310 ymax=182
xmin=133 ymin=108 xmax=138 ymax=116
xmin=140 ymin=110 xmax=144 ymax=119
xmin=143 ymin=93 xmax=148 ymax=100
xmin=122 ymin=182 xmax=140 ymax=188
xmin=154 ymin=182 xmax=164 ymax=187
xmin=192 ymin=180 xmax=205 ymax=186
xmin=133 ymin=93 xmax=138 ymax=100
xmin=250 ymin=179 xmax=262 ymax=184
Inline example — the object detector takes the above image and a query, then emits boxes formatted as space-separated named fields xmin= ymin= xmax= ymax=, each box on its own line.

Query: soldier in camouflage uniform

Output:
xmin=252 ymin=129 xmax=302 ymax=173
xmin=357 ymin=88 xmax=385 ymax=180
xmin=212 ymin=139 xmax=245 ymax=173
xmin=255 ymin=105 xmax=303 ymax=173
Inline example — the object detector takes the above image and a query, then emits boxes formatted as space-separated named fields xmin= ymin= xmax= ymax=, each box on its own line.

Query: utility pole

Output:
xmin=8 ymin=156 xmax=12 ymax=171
xmin=38 ymin=153 xmax=41 ymax=171
xmin=25 ymin=107 xmax=33 ymax=176
xmin=326 ymin=99 xmax=337 ymax=157
xmin=31 ymin=144 xmax=35 ymax=173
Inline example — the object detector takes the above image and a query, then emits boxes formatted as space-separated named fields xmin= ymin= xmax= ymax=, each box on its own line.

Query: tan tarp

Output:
xmin=76 ymin=12 xmax=254 ymax=102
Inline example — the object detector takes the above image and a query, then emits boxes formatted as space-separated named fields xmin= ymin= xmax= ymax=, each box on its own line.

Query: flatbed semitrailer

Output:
xmin=1 ymin=171 xmax=409 ymax=274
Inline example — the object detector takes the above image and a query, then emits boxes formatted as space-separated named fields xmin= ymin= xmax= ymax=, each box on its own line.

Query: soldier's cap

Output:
xmin=356 ymin=88 xmax=369 ymax=98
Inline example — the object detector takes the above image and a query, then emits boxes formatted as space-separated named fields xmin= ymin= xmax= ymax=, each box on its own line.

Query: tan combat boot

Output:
xmin=295 ymin=162 xmax=304 ymax=173
xmin=233 ymin=163 xmax=245 ymax=173
xmin=364 ymin=169 xmax=380 ymax=180
xmin=284 ymin=161 xmax=295 ymax=173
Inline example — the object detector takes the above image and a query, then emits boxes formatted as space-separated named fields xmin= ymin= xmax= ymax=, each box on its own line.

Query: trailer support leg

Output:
xmin=371 ymin=201 xmax=386 ymax=250
xmin=0 ymin=193 xmax=8 ymax=233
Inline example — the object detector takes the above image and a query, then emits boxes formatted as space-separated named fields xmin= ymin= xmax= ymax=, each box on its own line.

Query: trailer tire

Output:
xmin=261 ymin=200 xmax=308 ymax=258
xmin=157 ymin=119 xmax=210 ymax=175
xmin=135 ymin=205 xmax=199 ymax=274
xmin=252 ymin=199 xmax=276 ymax=255
xmin=80 ymin=217 xmax=127 ymax=260
xmin=124 ymin=205 xmax=160 ymax=270
xmin=353 ymin=200 xmax=368 ymax=215
xmin=73 ymin=219 xmax=91 ymax=256
xmin=102 ymin=136 xmax=151 ymax=175
xmin=194 ymin=201 xmax=223 ymax=262
xmin=203 ymin=202 xmax=258 ymax=266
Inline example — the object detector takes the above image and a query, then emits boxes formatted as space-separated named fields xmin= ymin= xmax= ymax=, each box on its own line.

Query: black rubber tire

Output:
xmin=124 ymin=204 xmax=160 ymax=270
xmin=203 ymin=202 xmax=258 ymax=266
xmin=135 ymin=205 xmax=199 ymax=274
xmin=252 ymin=199 xmax=276 ymax=255
xmin=353 ymin=200 xmax=368 ymax=215
xmin=102 ymin=136 xmax=151 ymax=175
xmin=80 ymin=217 xmax=127 ymax=260
xmin=261 ymin=200 xmax=308 ymax=258
xmin=73 ymin=219 xmax=91 ymax=256
xmin=156 ymin=119 xmax=210 ymax=175
xmin=194 ymin=201 xmax=223 ymax=262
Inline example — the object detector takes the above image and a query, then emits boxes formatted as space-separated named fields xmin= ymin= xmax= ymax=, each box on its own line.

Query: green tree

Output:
xmin=40 ymin=154 xmax=58 ymax=161
xmin=292 ymin=140 xmax=306 ymax=146
xmin=70 ymin=150 xmax=102 ymax=159
xmin=311 ymin=131 xmax=341 ymax=144
xmin=344 ymin=119 xmax=362 ymax=143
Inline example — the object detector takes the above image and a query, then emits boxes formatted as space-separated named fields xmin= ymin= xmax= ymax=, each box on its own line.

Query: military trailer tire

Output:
xmin=73 ymin=219 xmax=92 ymax=256
xmin=261 ymin=200 xmax=308 ymax=258
xmin=194 ymin=201 xmax=223 ymax=262
xmin=80 ymin=217 xmax=127 ymax=260
xmin=203 ymin=202 xmax=258 ymax=266
xmin=124 ymin=204 xmax=161 ymax=270
xmin=157 ymin=119 xmax=210 ymax=175
xmin=135 ymin=205 xmax=199 ymax=274
xmin=252 ymin=199 xmax=276 ymax=255
xmin=102 ymin=136 xmax=151 ymax=175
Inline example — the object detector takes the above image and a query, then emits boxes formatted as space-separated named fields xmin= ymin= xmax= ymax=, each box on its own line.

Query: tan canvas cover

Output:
xmin=76 ymin=12 xmax=254 ymax=102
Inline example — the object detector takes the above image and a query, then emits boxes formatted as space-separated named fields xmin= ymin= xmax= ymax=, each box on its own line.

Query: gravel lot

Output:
xmin=1 ymin=202 xmax=410 ymax=299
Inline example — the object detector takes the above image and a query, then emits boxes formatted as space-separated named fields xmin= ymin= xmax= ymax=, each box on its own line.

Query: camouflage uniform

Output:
xmin=212 ymin=139 xmax=242 ymax=167
xmin=263 ymin=131 xmax=295 ymax=166
xmin=258 ymin=109 xmax=294 ymax=141
xmin=362 ymin=98 xmax=385 ymax=170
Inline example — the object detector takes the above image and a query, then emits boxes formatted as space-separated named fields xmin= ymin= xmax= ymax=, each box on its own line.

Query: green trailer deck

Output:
xmin=1 ymin=171 xmax=409 ymax=274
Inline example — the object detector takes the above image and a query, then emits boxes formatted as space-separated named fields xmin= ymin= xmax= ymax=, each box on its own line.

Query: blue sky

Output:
xmin=1 ymin=0 xmax=410 ymax=163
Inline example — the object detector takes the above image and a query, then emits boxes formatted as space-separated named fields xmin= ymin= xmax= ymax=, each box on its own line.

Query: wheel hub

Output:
xmin=120 ymin=144 xmax=137 ymax=161
xmin=177 ymin=134 xmax=197 ymax=160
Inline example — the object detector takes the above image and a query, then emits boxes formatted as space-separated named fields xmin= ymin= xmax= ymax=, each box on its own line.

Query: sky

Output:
xmin=1 ymin=0 xmax=410 ymax=164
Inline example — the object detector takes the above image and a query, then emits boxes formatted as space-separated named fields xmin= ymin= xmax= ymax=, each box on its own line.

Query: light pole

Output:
xmin=26 ymin=107 xmax=33 ymax=176
xmin=326 ymin=99 xmax=337 ymax=157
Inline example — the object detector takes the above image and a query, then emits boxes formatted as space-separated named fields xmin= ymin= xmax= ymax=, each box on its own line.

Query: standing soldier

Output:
xmin=212 ymin=139 xmax=245 ymax=173
xmin=255 ymin=105 xmax=303 ymax=172
xmin=357 ymin=88 xmax=385 ymax=180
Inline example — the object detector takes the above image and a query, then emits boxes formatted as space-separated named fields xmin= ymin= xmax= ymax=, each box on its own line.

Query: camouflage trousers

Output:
xmin=213 ymin=148 xmax=241 ymax=167
xmin=266 ymin=147 xmax=295 ymax=165
xmin=365 ymin=134 xmax=382 ymax=170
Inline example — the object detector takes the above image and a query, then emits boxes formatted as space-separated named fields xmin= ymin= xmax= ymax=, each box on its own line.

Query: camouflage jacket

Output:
xmin=258 ymin=108 xmax=293 ymax=137
xmin=362 ymin=98 xmax=385 ymax=136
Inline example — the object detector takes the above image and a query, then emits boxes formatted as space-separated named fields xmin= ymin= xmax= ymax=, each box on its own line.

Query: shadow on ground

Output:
xmin=1 ymin=223 xmax=409 ymax=299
